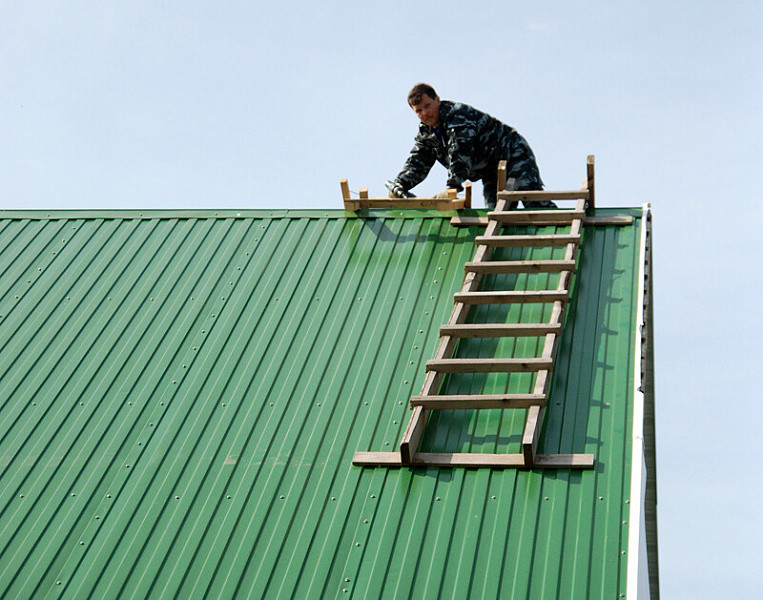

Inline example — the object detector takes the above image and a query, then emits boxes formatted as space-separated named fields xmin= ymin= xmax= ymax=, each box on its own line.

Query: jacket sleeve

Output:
xmin=444 ymin=121 xmax=477 ymax=191
xmin=393 ymin=135 xmax=437 ymax=191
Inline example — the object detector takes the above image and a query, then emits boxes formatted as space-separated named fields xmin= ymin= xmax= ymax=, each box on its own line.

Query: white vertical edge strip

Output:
xmin=626 ymin=203 xmax=650 ymax=599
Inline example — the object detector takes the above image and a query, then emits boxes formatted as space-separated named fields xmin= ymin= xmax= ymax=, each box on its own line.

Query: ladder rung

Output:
xmin=464 ymin=260 xmax=576 ymax=274
xmin=488 ymin=209 xmax=585 ymax=225
xmin=410 ymin=393 xmax=546 ymax=409
xmin=425 ymin=358 xmax=554 ymax=373
xmin=475 ymin=234 xmax=580 ymax=247
xmin=439 ymin=323 xmax=562 ymax=338
xmin=454 ymin=290 xmax=568 ymax=305
xmin=496 ymin=190 xmax=590 ymax=202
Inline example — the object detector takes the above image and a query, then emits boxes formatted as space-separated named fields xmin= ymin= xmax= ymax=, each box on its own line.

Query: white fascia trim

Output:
xmin=626 ymin=203 xmax=651 ymax=600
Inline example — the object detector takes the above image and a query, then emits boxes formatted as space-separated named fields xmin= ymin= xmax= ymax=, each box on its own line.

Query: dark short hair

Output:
xmin=408 ymin=83 xmax=438 ymax=106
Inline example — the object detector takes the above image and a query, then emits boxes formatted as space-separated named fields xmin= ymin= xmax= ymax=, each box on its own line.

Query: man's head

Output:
xmin=407 ymin=83 xmax=441 ymax=128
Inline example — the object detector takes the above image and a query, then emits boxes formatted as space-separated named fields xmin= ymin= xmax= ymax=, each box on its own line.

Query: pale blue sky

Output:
xmin=2 ymin=2 xmax=761 ymax=597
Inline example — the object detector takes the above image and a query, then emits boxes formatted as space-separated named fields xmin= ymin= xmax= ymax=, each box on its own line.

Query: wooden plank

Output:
xmin=520 ymin=220 xmax=578 ymax=465
xmin=587 ymin=154 xmax=595 ymax=209
xmin=533 ymin=453 xmax=595 ymax=468
xmin=488 ymin=209 xmax=585 ymax=224
xmin=546 ymin=302 xmax=566 ymax=328
xmin=341 ymin=179 xmax=360 ymax=211
xmin=522 ymin=405 xmax=544 ymax=465
xmin=354 ymin=452 xmax=526 ymax=468
xmin=496 ymin=190 xmax=590 ymax=202
xmin=439 ymin=323 xmax=562 ymax=338
xmin=523 ymin=362 xmax=553 ymax=467
xmin=453 ymin=290 xmax=568 ymax=305
xmin=450 ymin=216 xmax=489 ymax=226
xmin=426 ymin=357 xmax=554 ymax=373
xmin=569 ymin=204 xmax=584 ymax=241
xmin=464 ymin=259 xmax=577 ymax=274
xmin=415 ymin=452 xmax=593 ymax=468
xmin=414 ymin=452 xmax=526 ymax=468
xmin=475 ymin=234 xmax=581 ymax=247
xmin=410 ymin=393 xmax=546 ymax=409
xmin=437 ymin=199 xmax=465 ymax=211
xmin=585 ymin=215 xmax=632 ymax=225
xmin=501 ymin=219 xmax=584 ymax=227
xmin=339 ymin=178 xmax=465 ymax=210
xmin=349 ymin=198 xmax=465 ymax=210
xmin=464 ymin=182 xmax=472 ymax=209
xmin=533 ymin=368 xmax=552 ymax=397
xmin=400 ymin=406 xmax=428 ymax=464
xmin=353 ymin=451 xmax=594 ymax=469
xmin=497 ymin=160 xmax=507 ymax=191
xmin=352 ymin=451 xmax=403 ymax=466
xmin=451 ymin=215 xmax=632 ymax=227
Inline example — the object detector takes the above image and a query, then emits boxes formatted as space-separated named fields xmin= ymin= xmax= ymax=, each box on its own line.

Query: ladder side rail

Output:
xmin=586 ymin=155 xmax=595 ymax=208
xmin=522 ymin=201 xmax=585 ymax=465
xmin=400 ymin=197 xmax=508 ymax=463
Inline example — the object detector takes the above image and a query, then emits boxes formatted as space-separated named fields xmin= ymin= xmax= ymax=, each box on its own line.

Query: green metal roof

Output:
xmin=0 ymin=207 xmax=655 ymax=599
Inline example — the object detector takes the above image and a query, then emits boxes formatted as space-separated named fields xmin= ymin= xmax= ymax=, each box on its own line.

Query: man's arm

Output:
xmin=444 ymin=122 xmax=478 ymax=192
xmin=392 ymin=136 xmax=437 ymax=193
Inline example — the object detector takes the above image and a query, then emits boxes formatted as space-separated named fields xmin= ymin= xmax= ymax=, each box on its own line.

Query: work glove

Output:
xmin=433 ymin=189 xmax=455 ymax=199
xmin=385 ymin=180 xmax=415 ymax=198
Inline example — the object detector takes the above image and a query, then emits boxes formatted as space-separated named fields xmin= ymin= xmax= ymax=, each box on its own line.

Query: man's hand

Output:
xmin=433 ymin=189 xmax=455 ymax=199
xmin=385 ymin=180 xmax=414 ymax=198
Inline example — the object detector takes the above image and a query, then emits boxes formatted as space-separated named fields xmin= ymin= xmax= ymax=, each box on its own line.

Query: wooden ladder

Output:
xmin=354 ymin=157 xmax=596 ymax=469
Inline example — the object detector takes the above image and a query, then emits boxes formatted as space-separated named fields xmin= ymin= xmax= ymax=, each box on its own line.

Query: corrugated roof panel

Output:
xmin=0 ymin=208 xmax=647 ymax=599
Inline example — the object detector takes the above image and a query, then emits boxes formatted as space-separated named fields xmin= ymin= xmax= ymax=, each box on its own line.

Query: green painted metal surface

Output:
xmin=0 ymin=208 xmax=645 ymax=599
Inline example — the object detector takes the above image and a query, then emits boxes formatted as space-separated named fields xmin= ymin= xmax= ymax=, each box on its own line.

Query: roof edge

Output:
xmin=626 ymin=203 xmax=659 ymax=599
xmin=0 ymin=206 xmax=644 ymax=221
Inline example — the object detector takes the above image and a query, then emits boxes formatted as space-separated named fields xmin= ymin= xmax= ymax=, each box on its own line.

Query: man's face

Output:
xmin=411 ymin=94 xmax=441 ymax=128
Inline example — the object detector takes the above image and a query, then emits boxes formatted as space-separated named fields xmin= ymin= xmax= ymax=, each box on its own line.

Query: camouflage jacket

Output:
xmin=393 ymin=100 xmax=543 ymax=197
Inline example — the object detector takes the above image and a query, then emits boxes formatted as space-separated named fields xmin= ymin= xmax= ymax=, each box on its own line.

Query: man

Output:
xmin=388 ymin=83 xmax=554 ymax=209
